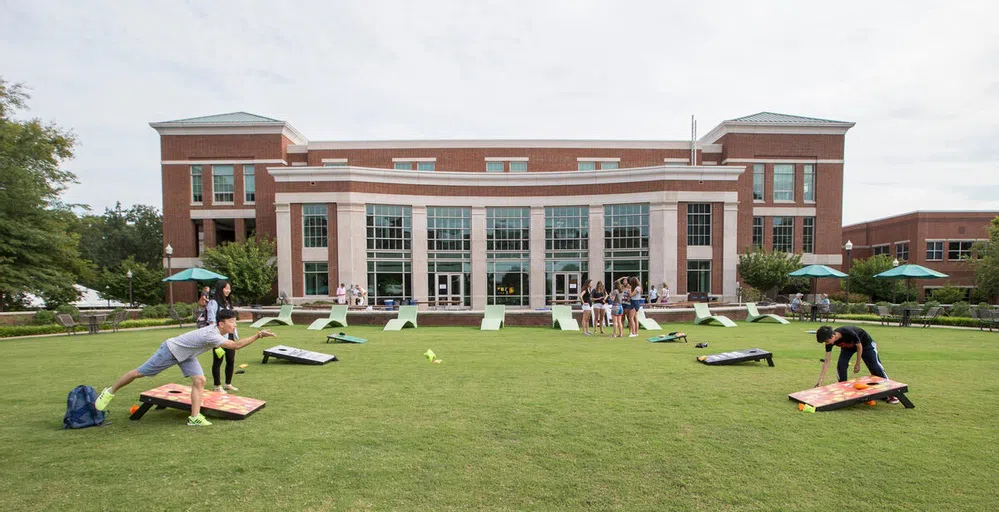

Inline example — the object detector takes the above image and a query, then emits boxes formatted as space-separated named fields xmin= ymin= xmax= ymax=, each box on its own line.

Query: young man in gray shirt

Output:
xmin=94 ymin=310 xmax=276 ymax=425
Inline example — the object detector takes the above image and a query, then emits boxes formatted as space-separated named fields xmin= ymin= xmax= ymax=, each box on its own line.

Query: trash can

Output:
xmin=384 ymin=299 xmax=395 ymax=310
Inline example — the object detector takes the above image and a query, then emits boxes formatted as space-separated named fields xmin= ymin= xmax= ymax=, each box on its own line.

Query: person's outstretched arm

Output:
xmin=220 ymin=330 xmax=275 ymax=350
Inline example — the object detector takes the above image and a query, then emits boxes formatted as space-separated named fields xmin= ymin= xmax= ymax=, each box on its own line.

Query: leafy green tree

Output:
xmin=76 ymin=202 xmax=163 ymax=273
xmin=846 ymin=254 xmax=899 ymax=302
xmin=96 ymin=256 xmax=164 ymax=306
xmin=736 ymin=249 xmax=806 ymax=299
xmin=199 ymin=237 xmax=277 ymax=305
xmin=971 ymin=216 xmax=999 ymax=302
xmin=0 ymin=78 xmax=87 ymax=310
xmin=930 ymin=285 xmax=968 ymax=304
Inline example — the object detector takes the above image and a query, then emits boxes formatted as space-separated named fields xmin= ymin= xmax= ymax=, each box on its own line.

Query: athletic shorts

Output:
xmin=581 ymin=304 xmax=592 ymax=311
xmin=137 ymin=342 xmax=204 ymax=378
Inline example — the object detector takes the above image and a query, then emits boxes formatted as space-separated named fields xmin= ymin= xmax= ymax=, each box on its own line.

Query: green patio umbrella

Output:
xmin=874 ymin=263 xmax=948 ymax=300
xmin=162 ymin=268 xmax=228 ymax=283
xmin=788 ymin=264 xmax=848 ymax=321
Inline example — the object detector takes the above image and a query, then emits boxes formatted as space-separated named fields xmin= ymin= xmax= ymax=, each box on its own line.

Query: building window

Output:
xmin=427 ymin=207 xmax=471 ymax=307
xmin=366 ymin=205 xmax=413 ymax=305
xmin=753 ymin=163 xmax=764 ymax=201
xmin=545 ymin=206 xmax=589 ymax=302
xmin=393 ymin=160 xmax=436 ymax=171
xmin=926 ymin=241 xmax=944 ymax=261
xmin=895 ymin=242 xmax=909 ymax=262
xmin=601 ymin=161 xmax=619 ymax=170
xmin=772 ymin=216 xmax=793 ymax=253
xmin=394 ymin=162 xmax=412 ymax=170
xmin=244 ymin=165 xmax=255 ymax=203
xmin=604 ymin=203 xmax=649 ymax=288
xmin=686 ymin=203 xmax=711 ymax=246
xmin=427 ymin=207 xmax=471 ymax=252
xmin=687 ymin=260 xmax=711 ymax=294
xmin=212 ymin=165 xmax=234 ymax=203
xmin=303 ymin=204 xmax=328 ymax=248
xmin=487 ymin=207 xmax=530 ymax=306
xmin=803 ymin=164 xmax=815 ymax=202
xmin=323 ymin=162 xmax=347 ymax=167
xmin=773 ymin=164 xmax=794 ymax=201
xmin=486 ymin=162 xmax=505 ymax=172
xmin=510 ymin=161 xmax=528 ymax=172
xmin=872 ymin=244 xmax=890 ymax=256
xmin=304 ymin=262 xmax=329 ymax=296
xmin=417 ymin=162 xmax=435 ymax=172
xmin=577 ymin=161 xmax=597 ymax=171
xmin=948 ymin=241 xmax=975 ymax=260
xmin=191 ymin=165 xmax=203 ymax=203
xmin=802 ymin=217 xmax=815 ymax=253
xmin=752 ymin=217 xmax=764 ymax=249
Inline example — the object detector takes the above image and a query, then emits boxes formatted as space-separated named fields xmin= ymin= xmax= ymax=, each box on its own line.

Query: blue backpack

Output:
xmin=63 ymin=385 xmax=106 ymax=429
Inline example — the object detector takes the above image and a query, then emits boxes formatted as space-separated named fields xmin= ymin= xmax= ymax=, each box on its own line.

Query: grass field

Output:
xmin=1 ymin=320 xmax=997 ymax=511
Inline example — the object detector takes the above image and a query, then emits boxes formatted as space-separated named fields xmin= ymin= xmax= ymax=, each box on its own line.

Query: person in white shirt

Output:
xmin=335 ymin=283 xmax=346 ymax=305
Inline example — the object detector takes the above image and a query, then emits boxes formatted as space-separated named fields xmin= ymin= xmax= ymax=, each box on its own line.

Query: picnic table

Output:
xmin=899 ymin=307 xmax=922 ymax=327
xmin=79 ymin=313 xmax=107 ymax=334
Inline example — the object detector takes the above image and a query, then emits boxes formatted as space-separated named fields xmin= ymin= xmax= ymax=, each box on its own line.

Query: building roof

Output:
xmin=155 ymin=112 xmax=283 ymax=124
xmin=728 ymin=112 xmax=850 ymax=124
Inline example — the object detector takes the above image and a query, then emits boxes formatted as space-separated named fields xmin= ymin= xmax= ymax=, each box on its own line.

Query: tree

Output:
xmin=736 ymin=249 xmax=806 ymax=299
xmin=199 ymin=237 xmax=277 ymax=305
xmin=971 ymin=216 xmax=999 ymax=302
xmin=845 ymin=254 xmax=898 ymax=302
xmin=76 ymin=202 xmax=163 ymax=273
xmin=97 ymin=256 xmax=164 ymax=306
xmin=0 ymin=78 xmax=86 ymax=310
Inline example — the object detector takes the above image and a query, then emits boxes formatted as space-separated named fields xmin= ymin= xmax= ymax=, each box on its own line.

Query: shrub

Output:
xmin=931 ymin=285 xmax=967 ymax=305
xmin=172 ymin=302 xmax=193 ymax=319
xmin=949 ymin=301 xmax=971 ymax=318
xmin=922 ymin=300 xmax=941 ymax=314
xmin=55 ymin=304 xmax=79 ymax=321
xmin=141 ymin=304 xmax=169 ymax=319
xmin=827 ymin=291 xmax=869 ymax=304
xmin=849 ymin=303 xmax=869 ymax=314
xmin=33 ymin=310 xmax=57 ymax=325
xmin=0 ymin=324 xmax=66 ymax=338
xmin=740 ymin=287 xmax=762 ymax=303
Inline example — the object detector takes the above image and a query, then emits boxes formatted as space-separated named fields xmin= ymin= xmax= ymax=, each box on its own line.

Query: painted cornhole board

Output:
xmin=789 ymin=376 xmax=914 ymax=411
xmin=129 ymin=383 xmax=265 ymax=421
xmin=697 ymin=348 xmax=774 ymax=367
xmin=262 ymin=345 xmax=338 ymax=365
xmin=648 ymin=332 xmax=688 ymax=343
xmin=326 ymin=333 xmax=367 ymax=344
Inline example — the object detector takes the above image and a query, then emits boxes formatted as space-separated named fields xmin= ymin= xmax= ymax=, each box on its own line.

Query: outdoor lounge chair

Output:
xmin=110 ymin=309 xmax=128 ymax=332
xmin=876 ymin=306 xmax=897 ymax=326
xmin=480 ymin=304 xmax=505 ymax=330
xmin=551 ymin=305 xmax=579 ymax=331
xmin=745 ymin=302 xmax=789 ymax=324
xmin=384 ymin=305 xmax=418 ymax=331
xmin=307 ymin=305 xmax=348 ymax=330
xmin=636 ymin=308 xmax=662 ymax=330
xmin=693 ymin=303 xmax=737 ymax=327
xmin=251 ymin=304 xmax=295 ymax=328
xmin=914 ymin=306 xmax=941 ymax=328
xmin=56 ymin=314 xmax=78 ymax=335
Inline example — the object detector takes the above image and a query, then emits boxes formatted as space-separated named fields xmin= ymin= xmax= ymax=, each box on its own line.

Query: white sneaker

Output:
xmin=628 ymin=334 xmax=638 ymax=338
xmin=214 ymin=385 xmax=226 ymax=393
xmin=224 ymin=384 xmax=239 ymax=392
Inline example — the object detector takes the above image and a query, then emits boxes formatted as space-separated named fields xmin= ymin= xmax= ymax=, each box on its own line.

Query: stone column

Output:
xmin=234 ymin=218 xmax=246 ymax=242
xmin=336 ymin=203 xmax=367 ymax=293
xmin=663 ymin=201 xmax=679 ymax=301
xmin=529 ymin=206 xmax=546 ymax=309
xmin=723 ymin=201 xmax=740 ymax=301
xmin=203 ymin=219 xmax=217 ymax=249
xmin=411 ymin=206 xmax=429 ymax=308
xmin=275 ymin=203 xmax=292 ymax=299
xmin=649 ymin=202 xmax=666 ymax=291
xmin=471 ymin=206 xmax=487 ymax=309
xmin=588 ymin=204 xmax=604 ymax=285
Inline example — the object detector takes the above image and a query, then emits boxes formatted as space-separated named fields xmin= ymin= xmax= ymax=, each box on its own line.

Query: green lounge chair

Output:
xmin=745 ymin=302 xmax=789 ymax=324
xmin=307 ymin=305 xmax=349 ymax=330
xmin=384 ymin=305 xmax=418 ymax=331
xmin=551 ymin=305 xmax=579 ymax=331
xmin=250 ymin=304 xmax=295 ymax=328
xmin=481 ymin=304 xmax=505 ymax=330
xmin=693 ymin=303 xmax=737 ymax=328
xmin=636 ymin=308 xmax=662 ymax=330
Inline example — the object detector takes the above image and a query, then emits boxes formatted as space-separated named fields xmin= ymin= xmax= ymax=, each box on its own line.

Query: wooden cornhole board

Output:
xmin=262 ymin=345 xmax=338 ymax=365
xmin=697 ymin=348 xmax=774 ymax=367
xmin=789 ymin=376 xmax=914 ymax=411
xmin=326 ymin=333 xmax=367 ymax=344
xmin=129 ymin=383 xmax=266 ymax=421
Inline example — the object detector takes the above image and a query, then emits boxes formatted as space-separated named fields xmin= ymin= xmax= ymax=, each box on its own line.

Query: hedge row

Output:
xmin=833 ymin=314 xmax=990 ymax=329
xmin=0 ymin=318 xmax=183 ymax=339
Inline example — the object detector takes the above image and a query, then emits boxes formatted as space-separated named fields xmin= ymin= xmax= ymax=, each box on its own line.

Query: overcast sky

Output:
xmin=2 ymin=0 xmax=997 ymax=226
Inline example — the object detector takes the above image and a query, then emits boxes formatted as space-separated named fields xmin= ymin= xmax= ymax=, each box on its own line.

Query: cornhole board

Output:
xmin=697 ymin=348 xmax=774 ymax=367
xmin=326 ymin=333 xmax=367 ymax=344
xmin=262 ymin=345 xmax=338 ymax=365
xmin=648 ymin=332 xmax=688 ymax=343
xmin=129 ymin=383 xmax=265 ymax=421
xmin=788 ymin=376 xmax=914 ymax=411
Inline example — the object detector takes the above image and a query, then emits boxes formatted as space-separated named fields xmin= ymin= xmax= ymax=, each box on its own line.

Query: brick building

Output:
xmin=842 ymin=211 xmax=999 ymax=299
xmin=151 ymin=111 xmax=854 ymax=307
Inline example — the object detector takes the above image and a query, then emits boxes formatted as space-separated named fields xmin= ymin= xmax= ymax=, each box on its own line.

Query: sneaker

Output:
xmin=187 ymin=414 xmax=213 ymax=426
xmin=887 ymin=396 xmax=900 ymax=405
xmin=583 ymin=332 xmax=591 ymax=336
xmin=214 ymin=386 xmax=226 ymax=393
xmin=94 ymin=387 xmax=115 ymax=411
xmin=224 ymin=384 xmax=239 ymax=391
xmin=628 ymin=334 xmax=638 ymax=338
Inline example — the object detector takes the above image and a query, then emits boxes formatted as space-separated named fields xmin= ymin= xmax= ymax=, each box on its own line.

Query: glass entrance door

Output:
xmin=552 ymin=272 xmax=581 ymax=304
xmin=435 ymin=273 xmax=464 ymax=307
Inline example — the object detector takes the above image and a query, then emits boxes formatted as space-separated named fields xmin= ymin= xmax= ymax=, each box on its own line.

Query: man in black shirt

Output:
xmin=815 ymin=325 xmax=899 ymax=404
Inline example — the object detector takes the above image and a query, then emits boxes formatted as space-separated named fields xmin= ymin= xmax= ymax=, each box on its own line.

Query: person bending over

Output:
xmin=814 ymin=325 xmax=899 ymax=404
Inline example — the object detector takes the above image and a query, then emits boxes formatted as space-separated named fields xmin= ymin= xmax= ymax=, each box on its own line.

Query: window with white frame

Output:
xmin=687 ymin=260 xmax=711 ymax=293
xmin=926 ymin=241 xmax=944 ymax=261
xmin=753 ymin=163 xmax=764 ymax=201
xmin=872 ymin=244 xmax=890 ymax=256
xmin=486 ymin=162 xmax=505 ymax=172
xmin=366 ymin=205 xmax=413 ymax=305
xmin=212 ymin=165 xmax=234 ymax=203
xmin=803 ymin=164 xmax=815 ymax=202
xmin=686 ymin=203 xmax=711 ymax=246
xmin=600 ymin=161 xmax=619 ymax=170
xmin=394 ymin=160 xmax=435 ymax=171
xmin=510 ymin=161 xmax=527 ymax=172
xmin=303 ymin=204 xmax=328 ymax=248
xmin=191 ymin=165 xmax=203 ymax=203
xmin=802 ymin=217 xmax=815 ymax=253
xmin=417 ymin=162 xmax=435 ymax=172
xmin=948 ymin=240 xmax=975 ymax=260
xmin=394 ymin=162 xmax=411 ymax=170
xmin=773 ymin=164 xmax=794 ymax=201
xmin=604 ymin=203 xmax=649 ymax=288
xmin=243 ymin=165 xmax=255 ymax=203
xmin=772 ymin=216 xmax=793 ymax=252
xmin=577 ymin=161 xmax=597 ymax=171
xmin=895 ymin=241 xmax=909 ymax=262
xmin=487 ymin=207 xmax=530 ymax=306
xmin=304 ymin=262 xmax=329 ymax=296
xmin=752 ymin=216 xmax=764 ymax=249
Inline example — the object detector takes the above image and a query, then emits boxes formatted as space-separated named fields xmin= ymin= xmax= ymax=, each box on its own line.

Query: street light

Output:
xmin=844 ymin=240 xmax=853 ymax=307
xmin=892 ymin=257 xmax=900 ymax=304
xmin=165 ymin=244 xmax=174 ymax=315
xmin=126 ymin=269 xmax=133 ymax=308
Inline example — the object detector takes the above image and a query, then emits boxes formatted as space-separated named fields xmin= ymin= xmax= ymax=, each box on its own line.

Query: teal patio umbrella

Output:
xmin=788 ymin=264 xmax=848 ymax=321
xmin=162 ymin=268 xmax=228 ymax=283
xmin=874 ymin=263 xmax=948 ymax=300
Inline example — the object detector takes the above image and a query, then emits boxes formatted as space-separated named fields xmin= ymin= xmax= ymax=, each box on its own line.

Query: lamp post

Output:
xmin=844 ymin=240 xmax=853 ymax=308
xmin=892 ymin=257 xmax=900 ymax=304
xmin=126 ymin=269 xmax=133 ymax=308
xmin=165 ymin=244 xmax=174 ymax=315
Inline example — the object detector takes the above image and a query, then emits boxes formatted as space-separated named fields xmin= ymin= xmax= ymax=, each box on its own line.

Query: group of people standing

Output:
xmin=334 ymin=283 xmax=367 ymax=306
xmin=579 ymin=278 xmax=668 ymax=338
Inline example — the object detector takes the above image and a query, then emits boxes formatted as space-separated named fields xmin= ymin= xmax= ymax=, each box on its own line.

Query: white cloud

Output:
xmin=1 ymin=0 xmax=997 ymax=224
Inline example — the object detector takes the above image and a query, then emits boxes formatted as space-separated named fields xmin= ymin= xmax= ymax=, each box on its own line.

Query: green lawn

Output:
xmin=1 ymin=320 xmax=997 ymax=511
